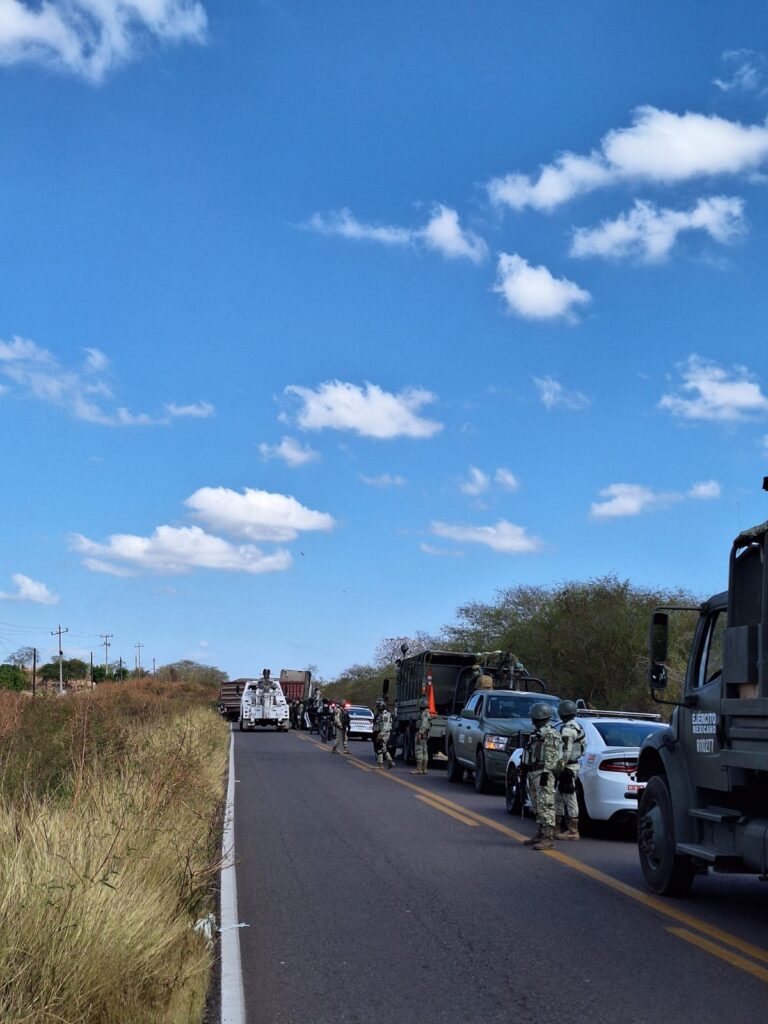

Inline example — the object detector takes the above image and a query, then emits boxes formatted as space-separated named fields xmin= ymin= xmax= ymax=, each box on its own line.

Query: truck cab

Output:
xmin=637 ymin=517 xmax=768 ymax=894
xmin=239 ymin=671 xmax=290 ymax=732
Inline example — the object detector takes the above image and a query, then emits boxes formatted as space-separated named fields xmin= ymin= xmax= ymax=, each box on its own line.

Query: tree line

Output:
xmin=0 ymin=653 xmax=228 ymax=692
xmin=323 ymin=574 xmax=699 ymax=713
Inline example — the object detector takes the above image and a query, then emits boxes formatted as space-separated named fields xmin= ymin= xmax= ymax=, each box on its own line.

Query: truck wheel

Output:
xmin=505 ymin=768 xmax=524 ymax=815
xmin=474 ymin=749 xmax=491 ymax=794
xmin=638 ymin=775 xmax=694 ymax=896
xmin=446 ymin=744 xmax=464 ymax=783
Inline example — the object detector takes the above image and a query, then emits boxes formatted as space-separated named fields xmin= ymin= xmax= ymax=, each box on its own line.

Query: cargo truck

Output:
xmin=279 ymin=668 xmax=314 ymax=703
xmin=638 ymin=492 xmax=768 ymax=895
xmin=392 ymin=648 xmax=546 ymax=765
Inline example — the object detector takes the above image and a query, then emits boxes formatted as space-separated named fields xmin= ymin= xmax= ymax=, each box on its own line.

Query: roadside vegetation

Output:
xmin=0 ymin=672 xmax=229 ymax=1024
xmin=323 ymin=575 xmax=699 ymax=712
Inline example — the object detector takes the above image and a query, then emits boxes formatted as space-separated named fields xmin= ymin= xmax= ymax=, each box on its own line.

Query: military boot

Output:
xmin=523 ymin=827 xmax=544 ymax=846
xmin=410 ymin=768 xmax=422 ymax=775
xmin=564 ymin=818 xmax=580 ymax=840
xmin=533 ymin=826 xmax=556 ymax=851
xmin=554 ymin=815 xmax=564 ymax=837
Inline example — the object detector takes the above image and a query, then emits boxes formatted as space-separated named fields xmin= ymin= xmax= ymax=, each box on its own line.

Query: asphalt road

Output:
xmin=233 ymin=729 xmax=768 ymax=1024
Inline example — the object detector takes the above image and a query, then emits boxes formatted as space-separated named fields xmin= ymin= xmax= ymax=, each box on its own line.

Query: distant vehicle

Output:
xmin=505 ymin=712 xmax=665 ymax=825
xmin=445 ymin=689 xmax=561 ymax=793
xmin=218 ymin=679 xmax=247 ymax=721
xmin=346 ymin=704 xmax=374 ymax=740
xmin=239 ymin=671 xmax=290 ymax=732
xmin=279 ymin=669 xmax=314 ymax=704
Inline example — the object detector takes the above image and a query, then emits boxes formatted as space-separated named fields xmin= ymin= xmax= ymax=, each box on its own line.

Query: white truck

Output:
xmin=238 ymin=670 xmax=290 ymax=732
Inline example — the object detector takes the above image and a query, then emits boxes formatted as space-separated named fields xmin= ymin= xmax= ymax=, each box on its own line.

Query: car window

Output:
xmin=476 ymin=695 xmax=485 ymax=716
xmin=694 ymin=610 xmax=726 ymax=690
xmin=464 ymin=694 xmax=480 ymax=714
xmin=349 ymin=707 xmax=373 ymax=717
xmin=592 ymin=721 xmax=666 ymax=747
xmin=485 ymin=695 xmax=559 ymax=719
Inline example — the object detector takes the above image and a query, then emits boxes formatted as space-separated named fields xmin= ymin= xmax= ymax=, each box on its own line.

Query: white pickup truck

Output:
xmin=239 ymin=671 xmax=290 ymax=731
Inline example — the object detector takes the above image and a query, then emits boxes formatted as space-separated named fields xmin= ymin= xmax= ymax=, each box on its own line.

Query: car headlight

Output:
xmin=483 ymin=734 xmax=508 ymax=751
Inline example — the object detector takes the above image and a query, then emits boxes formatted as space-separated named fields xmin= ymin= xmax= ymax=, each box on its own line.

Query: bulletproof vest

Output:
xmin=562 ymin=721 xmax=586 ymax=761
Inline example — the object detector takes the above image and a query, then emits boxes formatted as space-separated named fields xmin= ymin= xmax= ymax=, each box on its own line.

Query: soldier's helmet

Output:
xmin=530 ymin=702 xmax=552 ymax=725
xmin=376 ymin=697 xmax=386 ymax=708
xmin=418 ymin=696 xmax=428 ymax=709
xmin=558 ymin=699 xmax=578 ymax=721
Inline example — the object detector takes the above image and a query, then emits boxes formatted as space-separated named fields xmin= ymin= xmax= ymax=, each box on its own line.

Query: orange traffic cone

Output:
xmin=426 ymin=670 xmax=437 ymax=714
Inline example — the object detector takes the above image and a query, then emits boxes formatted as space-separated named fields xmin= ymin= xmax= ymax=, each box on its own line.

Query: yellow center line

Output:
xmin=297 ymin=733 xmax=768 ymax=975
xmin=668 ymin=928 xmax=768 ymax=984
xmin=415 ymin=794 xmax=479 ymax=827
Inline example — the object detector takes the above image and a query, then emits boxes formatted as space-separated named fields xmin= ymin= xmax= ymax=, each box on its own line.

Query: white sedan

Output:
xmin=346 ymin=704 xmax=374 ymax=740
xmin=505 ymin=714 xmax=667 ymax=826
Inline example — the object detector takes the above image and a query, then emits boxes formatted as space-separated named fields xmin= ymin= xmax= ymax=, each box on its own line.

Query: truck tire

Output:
xmin=638 ymin=775 xmax=694 ymax=896
xmin=446 ymin=743 xmax=464 ymax=783
xmin=474 ymin=749 xmax=491 ymax=794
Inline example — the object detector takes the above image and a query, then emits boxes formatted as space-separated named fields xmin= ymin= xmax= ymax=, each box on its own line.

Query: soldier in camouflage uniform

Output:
xmin=331 ymin=701 xmax=349 ymax=754
xmin=410 ymin=696 xmax=432 ymax=775
xmin=521 ymin=702 xmax=562 ymax=850
xmin=555 ymin=699 xmax=586 ymax=840
xmin=374 ymin=698 xmax=394 ymax=769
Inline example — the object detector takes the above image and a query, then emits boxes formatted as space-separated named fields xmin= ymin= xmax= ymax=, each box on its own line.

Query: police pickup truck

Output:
xmin=445 ymin=688 xmax=560 ymax=793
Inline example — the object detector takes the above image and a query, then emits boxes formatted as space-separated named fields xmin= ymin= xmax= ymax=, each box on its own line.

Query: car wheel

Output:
xmin=505 ymin=767 xmax=524 ymax=816
xmin=446 ymin=743 xmax=464 ymax=783
xmin=474 ymin=749 xmax=491 ymax=794
xmin=638 ymin=775 xmax=695 ymax=896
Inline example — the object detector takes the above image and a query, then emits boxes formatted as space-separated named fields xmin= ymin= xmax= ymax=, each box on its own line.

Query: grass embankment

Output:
xmin=0 ymin=681 xmax=229 ymax=1024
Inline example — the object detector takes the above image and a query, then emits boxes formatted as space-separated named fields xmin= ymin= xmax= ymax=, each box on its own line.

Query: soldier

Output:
xmin=374 ymin=698 xmax=394 ymax=769
xmin=555 ymin=699 xmax=586 ymax=841
xmin=410 ymin=696 xmax=432 ymax=775
xmin=332 ymin=701 xmax=349 ymax=754
xmin=521 ymin=702 xmax=562 ymax=850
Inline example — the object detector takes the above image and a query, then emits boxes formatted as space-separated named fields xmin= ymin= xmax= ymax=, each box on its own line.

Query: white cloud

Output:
xmin=493 ymin=253 xmax=590 ymax=321
xmin=359 ymin=473 xmax=407 ymax=487
xmin=286 ymin=380 xmax=443 ymax=439
xmin=659 ymin=355 xmax=768 ymax=422
xmin=258 ymin=436 xmax=320 ymax=467
xmin=461 ymin=466 xmax=490 ymax=496
xmin=306 ymin=204 xmax=487 ymax=263
xmin=431 ymin=519 xmax=543 ymax=554
xmin=419 ymin=543 xmax=464 ymax=558
xmin=0 ymin=573 xmax=59 ymax=605
xmin=495 ymin=468 xmax=519 ymax=490
xmin=0 ymin=0 xmax=207 ymax=83
xmin=488 ymin=106 xmax=768 ymax=212
xmin=714 ymin=49 xmax=767 ymax=95
xmin=166 ymin=401 xmax=215 ymax=419
xmin=570 ymin=196 xmax=746 ymax=262
xmin=590 ymin=483 xmax=682 ymax=519
xmin=688 ymin=480 xmax=721 ymax=500
xmin=0 ymin=335 xmax=209 ymax=426
xmin=72 ymin=525 xmax=291 ymax=576
xmin=184 ymin=486 xmax=336 ymax=543
xmin=533 ymin=375 xmax=591 ymax=411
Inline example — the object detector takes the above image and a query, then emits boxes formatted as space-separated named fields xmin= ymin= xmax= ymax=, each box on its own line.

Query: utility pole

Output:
xmin=32 ymin=647 xmax=37 ymax=699
xmin=135 ymin=641 xmax=143 ymax=675
xmin=89 ymin=652 xmax=94 ymax=690
xmin=152 ymin=657 xmax=156 ymax=676
xmin=100 ymin=633 xmax=113 ymax=683
xmin=51 ymin=625 xmax=68 ymax=695
xmin=118 ymin=656 xmax=123 ymax=681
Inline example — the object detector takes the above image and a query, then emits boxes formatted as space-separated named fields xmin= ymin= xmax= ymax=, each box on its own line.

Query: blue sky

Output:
xmin=1 ymin=1 xmax=768 ymax=678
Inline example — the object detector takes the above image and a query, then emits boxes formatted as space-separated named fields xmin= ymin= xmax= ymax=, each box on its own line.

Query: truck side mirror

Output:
xmin=650 ymin=663 xmax=668 ymax=691
xmin=650 ymin=611 xmax=669 ymax=663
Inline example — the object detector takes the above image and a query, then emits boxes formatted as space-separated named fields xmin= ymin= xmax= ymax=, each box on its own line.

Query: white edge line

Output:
xmin=220 ymin=726 xmax=246 ymax=1024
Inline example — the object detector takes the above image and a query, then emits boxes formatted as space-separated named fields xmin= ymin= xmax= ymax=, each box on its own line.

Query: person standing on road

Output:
xmin=521 ymin=703 xmax=562 ymax=851
xmin=410 ymin=696 xmax=432 ymax=776
xmin=555 ymin=700 xmax=586 ymax=841
xmin=374 ymin=698 xmax=394 ymax=769
xmin=332 ymin=701 xmax=349 ymax=754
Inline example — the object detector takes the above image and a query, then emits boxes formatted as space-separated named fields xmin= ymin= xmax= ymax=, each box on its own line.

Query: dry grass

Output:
xmin=0 ymin=683 xmax=229 ymax=1024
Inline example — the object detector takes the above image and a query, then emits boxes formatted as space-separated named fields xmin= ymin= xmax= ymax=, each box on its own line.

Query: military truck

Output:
xmin=638 ymin=503 xmax=768 ymax=895
xmin=393 ymin=648 xmax=545 ymax=765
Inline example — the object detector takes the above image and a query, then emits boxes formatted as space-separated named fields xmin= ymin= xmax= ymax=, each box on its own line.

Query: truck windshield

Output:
xmin=485 ymin=696 xmax=558 ymax=719
xmin=593 ymin=721 xmax=667 ymax=747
